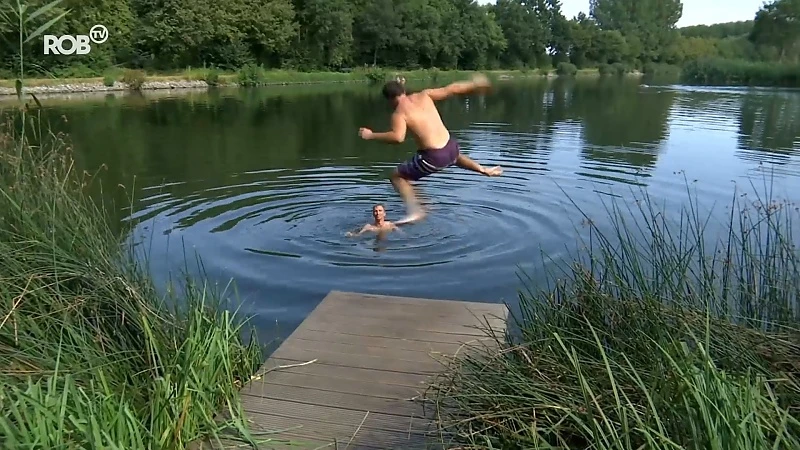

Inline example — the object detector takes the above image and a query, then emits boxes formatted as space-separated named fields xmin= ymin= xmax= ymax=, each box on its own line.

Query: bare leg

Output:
xmin=390 ymin=171 xmax=426 ymax=222
xmin=455 ymin=154 xmax=503 ymax=176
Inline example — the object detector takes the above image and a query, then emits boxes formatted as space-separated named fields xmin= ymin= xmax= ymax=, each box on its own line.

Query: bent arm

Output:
xmin=346 ymin=224 xmax=371 ymax=237
xmin=366 ymin=113 xmax=407 ymax=144
xmin=424 ymin=75 xmax=491 ymax=101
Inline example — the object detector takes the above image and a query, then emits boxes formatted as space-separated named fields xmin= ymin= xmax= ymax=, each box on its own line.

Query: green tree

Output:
xmin=130 ymin=0 xmax=296 ymax=70
xmin=749 ymin=0 xmax=800 ymax=62
xmin=547 ymin=0 xmax=572 ymax=65
xmin=589 ymin=0 xmax=683 ymax=63
xmin=567 ymin=13 xmax=598 ymax=68
xmin=680 ymin=20 xmax=754 ymax=39
xmin=353 ymin=0 xmax=402 ymax=66
xmin=492 ymin=0 xmax=550 ymax=68
xmin=455 ymin=2 xmax=507 ymax=69
xmin=291 ymin=0 xmax=354 ymax=69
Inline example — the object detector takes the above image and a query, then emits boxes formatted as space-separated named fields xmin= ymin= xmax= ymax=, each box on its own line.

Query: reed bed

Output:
xmin=426 ymin=177 xmax=800 ymax=449
xmin=0 ymin=112 xmax=273 ymax=448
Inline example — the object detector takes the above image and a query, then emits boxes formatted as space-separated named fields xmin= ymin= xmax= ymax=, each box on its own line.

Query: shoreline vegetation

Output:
xmin=0 ymin=115 xmax=277 ymax=447
xmin=0 ymin=66 xmax=625 ymax=97
xmin=4 ymin=56 xmax=800 ymax=99
xmin=426 ymin=178 xmax=800 ymax=448
xmin=4 ymin=0 xmax=800 ymax=95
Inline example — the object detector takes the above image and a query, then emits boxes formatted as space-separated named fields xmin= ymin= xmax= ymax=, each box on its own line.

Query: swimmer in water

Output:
xmin=346 ymin=204 xmax=400 ymax=237
xmin=358 ymin=74 xmax=503 ymax=224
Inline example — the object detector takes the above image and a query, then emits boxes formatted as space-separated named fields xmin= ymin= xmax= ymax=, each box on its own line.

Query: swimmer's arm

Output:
xmin=424 ymin=74 xmax=491 ymax=101
xmin=366 ymin=113 xmax=406 ymax=144
xmin=346 ymin=224 xmax=370 ymax=237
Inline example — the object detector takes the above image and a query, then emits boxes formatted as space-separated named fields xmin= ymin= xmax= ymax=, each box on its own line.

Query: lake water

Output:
xmin=5 ymin=77 xmax=800 ymax=341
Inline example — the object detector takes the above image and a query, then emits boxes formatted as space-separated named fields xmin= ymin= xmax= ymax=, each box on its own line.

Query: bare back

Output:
xmin=394 ymin=93 xmax=451 ymax=150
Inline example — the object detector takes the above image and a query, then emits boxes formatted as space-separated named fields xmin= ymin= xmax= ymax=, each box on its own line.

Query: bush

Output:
xmin=557 ymin=62 xmax=578 ymax=76
xmin=237 ymin=63 xmax=265 ymax=86
xmin=611 ymin=62 xmax=627 ymax=76
xmin=359 ymin=66 xmax=388 ymax=83
xmin=121 ymin=69 xmax=146 ymax=90
xmin=598 ymin=63 xmax=613 ymax=76
xmin=102 ymin=73 xmax=116 ymax=87
xmin=205 ymin=68 xmax=221 ymax=86
xmin=644 ymin=62 xmax=682 ymax=77
xmin=598 ymin=62 xmax=628 ymax=77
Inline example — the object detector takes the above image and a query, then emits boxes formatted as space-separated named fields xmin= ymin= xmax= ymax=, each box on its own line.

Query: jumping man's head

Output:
xmin=381 ymin=79 xmax=406 ymax=106
xmin=372 ymin=204 xmax=386 ymax=224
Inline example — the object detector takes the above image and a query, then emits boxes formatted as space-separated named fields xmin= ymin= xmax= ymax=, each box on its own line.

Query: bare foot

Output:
xmin=396 ymin=207 xmax=426 ymax=225
xmin=482 ymin=166 xmax=503 ymax=177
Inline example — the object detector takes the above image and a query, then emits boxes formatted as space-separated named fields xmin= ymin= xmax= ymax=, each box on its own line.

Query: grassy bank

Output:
xmin=681 ymin=57 xmax=800 ymax=87
xmin=426 ymin=179 xmax=800 ymax=449
xmin=0 ymin=111 xmax=276 ymax=447
xmin=0 ymin=66 xmax=607 ymax=91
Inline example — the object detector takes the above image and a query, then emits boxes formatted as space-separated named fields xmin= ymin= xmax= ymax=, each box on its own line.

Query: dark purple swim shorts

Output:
xmin=396 ymin=138 xmax=460 ymax=181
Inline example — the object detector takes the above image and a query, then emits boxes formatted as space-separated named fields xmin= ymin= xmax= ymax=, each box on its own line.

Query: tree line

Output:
xmin=0 ymin=0 xmax=797 ymax=79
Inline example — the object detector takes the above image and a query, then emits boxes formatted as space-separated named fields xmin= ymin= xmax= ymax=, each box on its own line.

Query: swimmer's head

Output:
xmin=381 ymin=79 xmax=405 ymax=106
xmin=372 ymin=204 xmax=386 ymax=223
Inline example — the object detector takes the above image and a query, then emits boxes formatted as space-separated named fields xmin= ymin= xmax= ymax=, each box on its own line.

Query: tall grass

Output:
xmin=0 ymin=3 xmax=277 ymax=448
xmin=681 ymin=57 xmax=800 ymax=87
xmin=0 ymin=110 xmax=276 ymax=448
xmin=425 ymin=176 xmax=800 ymax=449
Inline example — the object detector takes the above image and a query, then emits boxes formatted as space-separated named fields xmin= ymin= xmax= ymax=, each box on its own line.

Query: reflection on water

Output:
xmin=3 ymin=78 xmax=800 ymax=340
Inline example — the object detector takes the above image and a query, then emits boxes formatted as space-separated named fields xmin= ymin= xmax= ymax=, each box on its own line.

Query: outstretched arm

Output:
xmin=359 ymin=112 xmax=407 ymax=144
xmin=346 ymin=224 xmax=370 ymax=237
xmin=424 ymin=74 xmax=491 ymax=101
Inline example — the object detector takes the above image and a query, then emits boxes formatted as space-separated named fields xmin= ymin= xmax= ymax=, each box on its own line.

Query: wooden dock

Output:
xmin=205 ymin=290 xmax=508 ymax=449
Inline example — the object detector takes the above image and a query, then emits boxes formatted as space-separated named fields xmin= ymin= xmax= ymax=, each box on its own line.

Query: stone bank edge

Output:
xmin=0 ymin=68 xmax=624 ymax=97
xmin=0 ymin=79 xmax=364 ymax=96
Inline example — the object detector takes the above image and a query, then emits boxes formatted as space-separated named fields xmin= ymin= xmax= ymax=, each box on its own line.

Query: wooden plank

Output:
xmin=263 ymin=357 xmax=433 ymax=387
xmin=209 ymin=291 xmax=507 ymax=449
xmin=242 ymin=383 xmax=423 ymax=416
xmin=288 ymin=329 xmax=468 ymax=354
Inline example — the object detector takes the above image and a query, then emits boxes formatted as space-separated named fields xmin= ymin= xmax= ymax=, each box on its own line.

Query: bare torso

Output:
xmin=346 ymin=221 xmax=399 ymax=237
xmin=395 ymin=93 xmax=451 ymax=150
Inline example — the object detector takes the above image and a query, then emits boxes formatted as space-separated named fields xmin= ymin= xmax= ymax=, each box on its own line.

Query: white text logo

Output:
xmin=44 ymin=25 xmax=109 ymax=55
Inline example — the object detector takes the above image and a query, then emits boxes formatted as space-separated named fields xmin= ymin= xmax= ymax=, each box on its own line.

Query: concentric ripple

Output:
xmin=126 ymin=127 xmax=588 ymax=313
xmin=117 ymin=83 xmax=800 ymax=328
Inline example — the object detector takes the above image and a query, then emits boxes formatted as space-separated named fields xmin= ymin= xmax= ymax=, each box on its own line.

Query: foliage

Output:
xmin=204 ymin=68 xmax=220 ymax=86
xmin=599 ymin=62 xmax=628 ymax=76
xmin=0 ymin=114 xmax=271 ymax=449
xmin=0 ymin=3 xmax=273 ymax=448
xmin=556 ymin=61 xmax=577 ymax=76
xmin=681 ymin=57 xmax=800 ymax=86
xmin=426 ymin=178 xmax=800 ymax=449
xmin=1 ymin=0 xmax=799 ymax=87
xmin=121 ymin=68 xmax=145 ymax=90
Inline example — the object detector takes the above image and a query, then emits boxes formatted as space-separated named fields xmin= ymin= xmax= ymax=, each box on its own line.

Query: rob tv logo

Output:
xmin=43 ymin=25 xmax=108 ymax=55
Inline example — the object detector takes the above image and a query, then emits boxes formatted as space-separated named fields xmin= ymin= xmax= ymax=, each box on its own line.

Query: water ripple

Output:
xmin=127 ymin=131 xmax=578 ymax=305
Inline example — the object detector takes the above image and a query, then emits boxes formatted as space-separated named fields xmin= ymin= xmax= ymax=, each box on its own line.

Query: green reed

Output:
xmin=425 ymin=174 xmax=800 ymax=449
xmin=0 ymin=97 xmax=291 ymax=449
xmin=0 ymin=3 xmax=278 ymax=446
xmin=681 ymin=57 xmax=800 ymax=87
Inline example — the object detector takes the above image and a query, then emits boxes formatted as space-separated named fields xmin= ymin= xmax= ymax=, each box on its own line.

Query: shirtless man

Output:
xmin=358 ymin=74 xmax=503 ymax=223
xmin=346 ymin=204 xmax=400 ymax=237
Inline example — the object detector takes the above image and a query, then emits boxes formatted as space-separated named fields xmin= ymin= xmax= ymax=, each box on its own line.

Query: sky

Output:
xmin=475 ymin=0 xmax=766 ymax=27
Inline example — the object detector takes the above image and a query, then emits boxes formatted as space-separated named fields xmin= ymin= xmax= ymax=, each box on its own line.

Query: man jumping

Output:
xmin=358 ymin=74 xmax=503 ymax=223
